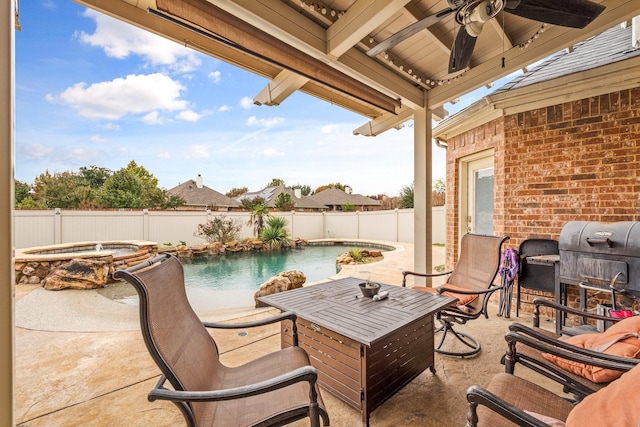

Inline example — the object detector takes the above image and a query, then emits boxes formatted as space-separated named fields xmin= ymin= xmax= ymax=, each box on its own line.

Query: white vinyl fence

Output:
xmin=14 ymin=207 xmax=445 ymax=249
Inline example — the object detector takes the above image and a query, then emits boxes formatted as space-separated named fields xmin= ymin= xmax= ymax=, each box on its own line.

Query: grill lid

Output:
xmin=559 ymin=221 xmax=640 ymax=256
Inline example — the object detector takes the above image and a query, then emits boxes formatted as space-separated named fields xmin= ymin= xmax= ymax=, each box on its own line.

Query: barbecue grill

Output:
xmin=559 ymin=221 xmax=640 ymax=302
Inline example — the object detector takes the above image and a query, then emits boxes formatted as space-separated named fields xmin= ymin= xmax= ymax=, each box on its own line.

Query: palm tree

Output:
xmin=248 ymin=203 xmax=269 ymax=237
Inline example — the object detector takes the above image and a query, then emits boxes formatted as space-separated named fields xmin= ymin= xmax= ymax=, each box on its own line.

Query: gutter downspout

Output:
xmin=434 ymin=137 xmax=448 ymax=149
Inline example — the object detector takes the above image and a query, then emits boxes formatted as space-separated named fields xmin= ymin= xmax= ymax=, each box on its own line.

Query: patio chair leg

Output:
xmin=434 ymin=321 xmax=481 ymax=357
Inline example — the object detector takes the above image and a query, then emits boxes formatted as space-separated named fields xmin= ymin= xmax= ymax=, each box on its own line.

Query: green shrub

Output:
xmin=259 ymin=216 xmax=290 ymax=248
xmin=194 ymin=215 xmax=241 ymax=244
xmin=349 ymin=247 xmax=364 ymax=262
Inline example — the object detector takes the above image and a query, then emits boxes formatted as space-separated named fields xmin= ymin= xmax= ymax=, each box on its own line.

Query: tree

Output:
xmin=399 ymin=182 xmax=414 ymax=208
xmin=240 ymin=196 xmax=265 ymax=211
xmin=247 ymin=203 xmax=269 ymax=237
xmin=79 ymin=165 xmax=112 ymax=189
xmin=274 ymin=192 xmax=295 ymax=211
xmin=433 ymin=178 xmax=446 ymax=193
xmin=432 ymin=178 xmax=446 ymax=206
xmin=226 ymin=187 xmax=248 ymax=198
xmin=341 ymin=203 xmax=356 ymax=212
xmin=314 ymin=183 xmax=348 ymax=194
xmin=32 ymin=171 xmax=93 ymax=208
xmin=98 ymin=168 xmax=145 ymax=208
xmin=125 ymin=160 xmax=158 ymax=190
xmin=14 ymin=180 xmax=30 ymax=205
xmin=266 ymin=178 xmax=285 ymax=187
xmin=162 ymin=193 xmax=186 ymax=210
xmin=291 ymin=184 xmax=311 ymax=196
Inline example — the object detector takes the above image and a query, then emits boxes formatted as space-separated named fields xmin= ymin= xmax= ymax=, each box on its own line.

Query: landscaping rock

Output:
xmin=43 ymin=258 xmax=111 ymax=290
xmin=254 ymin=270 xmax=306 ymax=308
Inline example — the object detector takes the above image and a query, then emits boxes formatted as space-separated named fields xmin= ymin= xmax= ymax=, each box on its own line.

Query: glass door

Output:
xmin=461 ymin=153 xmax=494 ymax=235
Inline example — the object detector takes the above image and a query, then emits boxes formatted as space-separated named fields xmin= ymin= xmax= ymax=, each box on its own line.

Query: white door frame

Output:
xmin=458 ymin=149 xmax=494 ymax=238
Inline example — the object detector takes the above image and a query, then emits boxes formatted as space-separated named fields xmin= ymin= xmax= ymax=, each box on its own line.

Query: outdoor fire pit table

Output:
xmin=259 ymin=276 xmax=456 ymax=427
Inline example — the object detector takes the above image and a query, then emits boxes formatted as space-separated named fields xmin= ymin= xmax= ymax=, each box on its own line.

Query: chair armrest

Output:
xmin=532 ymin=298 xmax=621 ymax=328
xmin=506 ymin=325 xmax=639 ymax=368
xmin=203 ymin=311 xmax=297 ymax=330
xmin=149 ymin=365 xmax=318 ymax=403
xmin=402 ymin=270 xmax=452 ymax=287
xmin=438 ymin=285 xmax=503 ymax=296
xmin=466 ymin=384 xmax=551 ymax=427
xmin=204 ymin=311 xmax=300 ymax=346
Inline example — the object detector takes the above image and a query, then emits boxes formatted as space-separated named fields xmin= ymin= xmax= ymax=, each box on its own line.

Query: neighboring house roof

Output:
xmin=494 ymin=23 xmax=640 ymax=94
xmin=309 ymin=188 xmax=381 ymax=207
xmin=434 ymin=23 xmax=640 ymax=139
xmin=168 ymin=179 xmax=240 ymax=208
xmin=237 ymin=185 xmax=327 ymax=210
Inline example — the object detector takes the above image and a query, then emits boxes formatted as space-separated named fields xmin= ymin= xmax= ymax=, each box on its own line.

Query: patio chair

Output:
xmin=402 ymin=233 xmax=509 ymax=357
xmin=466 ymin=360 xmax=640 ymax=427
xmin=113 ymin=253 xmax=329 ymax=427
xmin=503 ymin=299 xmax=639 ymax=399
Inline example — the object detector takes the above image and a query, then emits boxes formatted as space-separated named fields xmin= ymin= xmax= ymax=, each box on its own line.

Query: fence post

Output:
xmin=54 ymin=208 xmax=62 ymax=244
xmin=143 ymin=209 xmax=149 ymax=241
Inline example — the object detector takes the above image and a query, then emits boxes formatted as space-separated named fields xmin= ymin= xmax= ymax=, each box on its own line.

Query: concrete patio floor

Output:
xmin=15 ymin=242 xmax=561 ymax=426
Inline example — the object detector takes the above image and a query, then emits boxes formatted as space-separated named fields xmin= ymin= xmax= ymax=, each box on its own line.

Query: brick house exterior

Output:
xmin=434 ymin=24 xmax=640 ymax=312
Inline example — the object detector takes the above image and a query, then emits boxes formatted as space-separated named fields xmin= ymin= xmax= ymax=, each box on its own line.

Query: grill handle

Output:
xmin=585 ymin=237 xmax=613 ymax=247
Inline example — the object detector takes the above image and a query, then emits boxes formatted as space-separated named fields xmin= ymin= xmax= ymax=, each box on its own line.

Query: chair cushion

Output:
xmin=413 ymin=284 xmax=478 ymax=306
xmin=542 ymin=315 xmax=640 ymax=383
xmin=566 ymin=363 xmax=640 ymax=426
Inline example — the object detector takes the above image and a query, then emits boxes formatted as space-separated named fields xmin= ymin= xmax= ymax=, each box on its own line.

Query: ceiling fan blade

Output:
xmin=367 ymin=8 xmax=455 ymax=57
xmin=504 ymin=0 xmax=605 ymax=29
xmin=449 ymin=26 xmax=478 ymax=73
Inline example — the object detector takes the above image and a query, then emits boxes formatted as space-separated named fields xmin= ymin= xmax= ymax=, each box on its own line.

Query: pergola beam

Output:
xmin=254 ymin=70 xmax=308 ymax=106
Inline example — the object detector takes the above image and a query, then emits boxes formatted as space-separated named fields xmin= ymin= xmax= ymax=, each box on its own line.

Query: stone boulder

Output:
xmin=254 ymin=270 xmax=306 ymax=308
xmin=43 ymin=258 xmax=110 ymax=290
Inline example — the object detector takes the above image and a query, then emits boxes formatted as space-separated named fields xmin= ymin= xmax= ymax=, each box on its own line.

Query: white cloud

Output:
xmin=218 ymin=105 xmax=231 ymax=112
xmin=98 ymin=123 xmax=120 ymax=131
xmin=20 ymin=143 xmax=54 ymax=160
xmin=176 ymin=110 xmax=203 ymax=122
xmin=246 ymin=116 xmax=284 ymax=128
xmin=209 ymin=71 xmax=221 ymax=83
xmin=142 ymin=111 xmax=164 ymax=125
xmin=240 ymin=96 xmax=254 ymax=109
xmin=321 ymin=125 xmax=335 ymax=134
xmin=77 ymin=9 xmax=201 ymax=73
xmin=157 ymin=151 xmax=170 ymax=158
xmin=262 ymin=148 xmax=284 ymax=157
xmin=49 ymin=73 xmax=187 ymax=120
xmin=90 ymin=135 xmax=106 ymax=143
xmin=189 ymin=144 xmax=210 ymax=159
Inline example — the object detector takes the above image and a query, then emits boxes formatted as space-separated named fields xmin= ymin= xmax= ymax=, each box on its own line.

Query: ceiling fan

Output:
xmin=366 ymin=0 xmax=606 ymax=74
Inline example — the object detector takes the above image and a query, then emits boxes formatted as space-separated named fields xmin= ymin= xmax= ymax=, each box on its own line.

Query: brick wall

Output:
xmin=445 ymin=87 xmax=640 ymax=315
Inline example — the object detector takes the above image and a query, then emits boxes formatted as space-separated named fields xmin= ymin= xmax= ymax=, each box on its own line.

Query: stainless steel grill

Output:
xmin=559 ymin=221 xmax=640 ymax=299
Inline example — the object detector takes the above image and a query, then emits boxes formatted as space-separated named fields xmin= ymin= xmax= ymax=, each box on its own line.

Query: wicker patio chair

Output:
xmin=113 ymin=253 xmax=329 ymax=427
xmin=503 ymin=299 xmax=639 ymax=400
xmin=402 ymin=233 xmax=509 ymax=357
xmin=466 ymin=361 xmax=640 ymax=427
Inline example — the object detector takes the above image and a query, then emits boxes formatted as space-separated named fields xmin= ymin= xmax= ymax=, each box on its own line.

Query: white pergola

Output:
xmin=2 ymin=1 xmax=639 ymax=423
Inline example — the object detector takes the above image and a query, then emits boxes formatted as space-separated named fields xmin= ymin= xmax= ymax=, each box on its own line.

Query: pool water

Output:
xmin=181 ymin=245 xmax=349 ymax=291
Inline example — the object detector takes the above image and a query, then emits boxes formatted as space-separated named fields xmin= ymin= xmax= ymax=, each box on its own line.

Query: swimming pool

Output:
xmin=182 ymin=245 xmax=354 ymax=291
xmin=104 ymin=242 xmax=393 ymax=310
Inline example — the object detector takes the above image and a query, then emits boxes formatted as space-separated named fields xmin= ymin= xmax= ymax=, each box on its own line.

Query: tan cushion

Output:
xmin=542 ymin=316 xmax=640 ymax=383
xmin=413 ymin=284 xmax=478 ymax=306
xmin=566 ymin=363 xmax=640 ymax=426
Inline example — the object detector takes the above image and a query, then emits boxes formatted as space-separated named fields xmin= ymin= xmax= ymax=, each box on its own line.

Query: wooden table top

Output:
xmin=258 ymin=277 xmax=456 ymax=347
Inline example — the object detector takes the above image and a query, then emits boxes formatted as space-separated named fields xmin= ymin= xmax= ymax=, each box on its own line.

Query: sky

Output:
xmin=15 ymin=1 xmax=516 ymax=197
